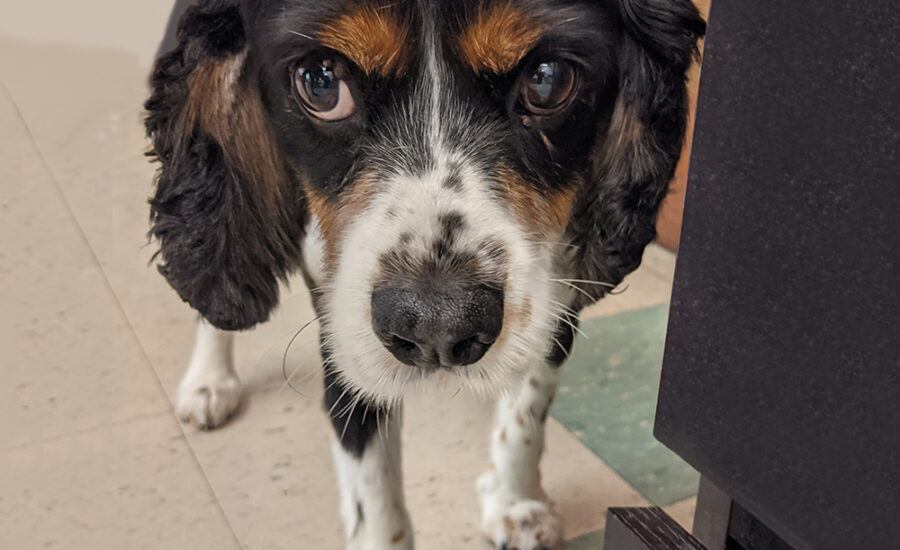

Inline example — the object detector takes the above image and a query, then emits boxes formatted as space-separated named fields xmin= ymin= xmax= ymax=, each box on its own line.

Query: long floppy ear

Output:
xmin=567 ymin=0 xmax=705 ymax=309
xmin=146 ymin=0 xmax=305 ymax=330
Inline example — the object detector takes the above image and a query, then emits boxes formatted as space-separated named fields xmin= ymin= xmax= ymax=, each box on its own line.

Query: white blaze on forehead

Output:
xmin=423 ymin=5 xmax=446 ymax=155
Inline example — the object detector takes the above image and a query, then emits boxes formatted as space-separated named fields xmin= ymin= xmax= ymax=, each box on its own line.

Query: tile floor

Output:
xmin=1 ymin=4 xmax=698 ymax=548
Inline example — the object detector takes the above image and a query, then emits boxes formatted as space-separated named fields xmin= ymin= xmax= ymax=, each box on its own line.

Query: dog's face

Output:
xmin=147 ymin=0 xmax=704 ymax=401
xmin=252 ymin=0 xmax=618 ymax=399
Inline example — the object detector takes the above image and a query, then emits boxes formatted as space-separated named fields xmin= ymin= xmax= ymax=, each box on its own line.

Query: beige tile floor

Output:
xmin=1 ymin=3 xmax=695 ymax=548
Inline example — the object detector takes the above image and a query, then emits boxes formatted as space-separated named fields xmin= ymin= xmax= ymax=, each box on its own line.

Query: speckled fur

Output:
xmin=145 ymin=1 xmax=705 ymax=548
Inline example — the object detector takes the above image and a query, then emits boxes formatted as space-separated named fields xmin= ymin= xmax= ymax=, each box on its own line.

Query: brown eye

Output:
xmin=294 ymin=58 xmax=355 ymax=120
xmin=521 ymin=61 xmax=577 ymax=114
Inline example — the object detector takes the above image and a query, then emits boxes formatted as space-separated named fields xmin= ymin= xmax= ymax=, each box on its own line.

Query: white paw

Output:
xmin=346 ymin=526 xmax=413 ymax=550
xmin=175 ymin=370 xmax=241 ymax=430
xmin=477 ymin=471 xmax=562 ymax=550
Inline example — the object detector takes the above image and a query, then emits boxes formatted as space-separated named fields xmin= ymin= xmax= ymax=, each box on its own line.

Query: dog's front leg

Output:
xmin=324 ymin=366 xmax=413 ymax=550
xmin=175 ymin=318 xmax=241 ymax=429
xmin=477 ymin=359 xmax=563 ymax=550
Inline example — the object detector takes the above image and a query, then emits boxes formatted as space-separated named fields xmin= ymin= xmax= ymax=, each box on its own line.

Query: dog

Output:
xmin=145 ymin=0 xmax=705 ymax=548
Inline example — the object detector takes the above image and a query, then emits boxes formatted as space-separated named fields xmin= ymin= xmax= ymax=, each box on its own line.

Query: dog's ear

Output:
xmin=567 ymin=0 xmax=705 ymax=309
xmin=146 ymin=0 xmax=305 ymax=330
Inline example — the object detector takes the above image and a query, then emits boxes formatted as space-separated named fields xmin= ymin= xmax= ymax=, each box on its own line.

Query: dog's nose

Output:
xmin=371 ymin=285 xmax=504 ymax=367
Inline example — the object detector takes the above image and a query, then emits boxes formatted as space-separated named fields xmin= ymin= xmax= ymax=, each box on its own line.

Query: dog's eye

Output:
xmin=521 ymin=61 xmax=577 ymax=115
xmin=294 ymin=58 xmax=355 ymax=121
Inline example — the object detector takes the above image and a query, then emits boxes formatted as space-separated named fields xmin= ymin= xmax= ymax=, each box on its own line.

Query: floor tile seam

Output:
xmin=5 ymin=93 xmax=246 ymax=550
xmin=546 ymin=417 xmax=654 ymax=509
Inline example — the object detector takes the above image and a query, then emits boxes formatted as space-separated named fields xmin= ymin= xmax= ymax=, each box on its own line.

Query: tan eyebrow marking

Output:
xmin=457 ymin=2 xmax=544 ymax=74
xmin=317 ymin=6 xmax=412 ymax=77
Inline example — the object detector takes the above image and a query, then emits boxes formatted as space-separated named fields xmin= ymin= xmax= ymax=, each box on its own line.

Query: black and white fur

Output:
xmin=146 ymin=1 xmax=705 ymax=548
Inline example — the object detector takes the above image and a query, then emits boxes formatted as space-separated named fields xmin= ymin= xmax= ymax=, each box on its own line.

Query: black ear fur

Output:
xmin=146 ymin=0 xmax=305 ymax=330
xmin=567 ymin=0 xmax=705 ymax=310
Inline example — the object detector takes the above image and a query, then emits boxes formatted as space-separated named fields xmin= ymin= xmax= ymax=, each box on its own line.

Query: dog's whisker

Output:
xmin=553 ymin=278 xmax=618 ymax=289
xmin=337 ymin=389 xmax=362 ymax=418
xmin=327 ymin=383 xmax=354 ymax=417
xmin=375 ymin=405 xmax=385 ymax=447
xmin=534 ymin=302 xmax=586 ymax=340
xmin=549 ymin=278 xmax=594 ymax=301
xmin=549 ymin=310 xmax=584 ymax=337
xmin=279 ymin=336 xmax=324 ymax=388
xmin=608 ymin=283 xmax=630 ymax=296
xmin=551 ymin=336 xmax=570 ymax=359
xmin=550 ymin=312 xmax=582 ymax=336
xmin=282 ymin=361 xmax=316 ymax=393
xmin=361 ymin=400 xmax=370 ymax=427
xmin=534 ymin=240 xmax=579 ymax=250
xmin=336 ymin=391 xmax=358 ymax=422
xmin=340 ymin=391 xmax=367 ymax=442
xmin=322 ymin=371 xmax=344 ymax=394
xmin=548 ymin=298 xmax=580 ymax=318
xmin=287 ymin=29 xmax=314 ymax=40
xmin=280 ymin=315 xmax=321 ymax=396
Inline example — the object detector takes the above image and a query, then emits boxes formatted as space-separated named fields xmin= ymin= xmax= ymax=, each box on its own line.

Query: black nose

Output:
xmin=371 ymin=285 xmax=504 ymax=367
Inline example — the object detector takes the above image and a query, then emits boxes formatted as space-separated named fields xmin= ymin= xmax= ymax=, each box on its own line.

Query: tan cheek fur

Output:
xmin=497 ymin=169 xmax=576 ymax=332
xmin=304 ymin=174 xmax=380 ymax=269
xmin=498 ymin=166 xmax=577 ymax=239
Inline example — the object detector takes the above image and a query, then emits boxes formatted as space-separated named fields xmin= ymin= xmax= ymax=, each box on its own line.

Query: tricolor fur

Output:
xmin=146 ymin=1 xmax=705 ymax=548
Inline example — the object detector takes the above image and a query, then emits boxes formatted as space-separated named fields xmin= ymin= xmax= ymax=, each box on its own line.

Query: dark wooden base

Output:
xmin=603 ymin=507 xmax=707 ymax=550
xmin=603 ymin=477 xmax=796 ymax=550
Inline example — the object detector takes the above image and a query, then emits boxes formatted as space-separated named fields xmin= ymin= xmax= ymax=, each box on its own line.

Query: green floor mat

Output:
xmin=566 ymin=529 xmax=605 ymax=549
xmin=552 ymin=304 xmax=699 ymax=506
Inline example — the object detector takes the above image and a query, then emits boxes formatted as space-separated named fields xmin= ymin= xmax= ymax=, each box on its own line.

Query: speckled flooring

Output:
xmin=1 ymin=3 xmax=699 ymax=548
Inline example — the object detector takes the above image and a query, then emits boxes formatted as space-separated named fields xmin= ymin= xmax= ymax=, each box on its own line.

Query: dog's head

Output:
xmin=147 ymin=0 xmax=705 ymax=400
